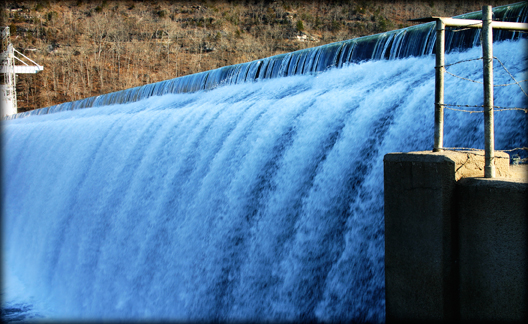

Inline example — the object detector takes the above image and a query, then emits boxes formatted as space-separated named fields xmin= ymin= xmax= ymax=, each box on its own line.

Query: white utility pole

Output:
xmin=1 ymin=27 xmax=44 ymax=117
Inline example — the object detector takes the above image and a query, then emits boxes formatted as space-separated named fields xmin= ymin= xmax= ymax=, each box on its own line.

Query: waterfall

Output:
xmin=2 ymin=5 xmax=527 ymax=324
xmin=4 ymin=2 xmax=526 ymax=120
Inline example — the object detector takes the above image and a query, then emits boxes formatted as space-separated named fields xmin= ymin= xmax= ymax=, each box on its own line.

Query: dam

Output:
xmin=2 ymin=3 xmax=527 ymax=322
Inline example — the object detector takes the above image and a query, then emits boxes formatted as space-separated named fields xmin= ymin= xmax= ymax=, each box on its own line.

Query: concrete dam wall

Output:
xmin=384 ymin=150 xmax=527 ymax=322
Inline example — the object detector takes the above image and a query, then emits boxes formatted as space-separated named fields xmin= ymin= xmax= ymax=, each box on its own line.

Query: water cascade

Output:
xmin=4 ymin=3 xmax=527 ymax=120
xmin=2 ymin=4 xmax=527 ymax=323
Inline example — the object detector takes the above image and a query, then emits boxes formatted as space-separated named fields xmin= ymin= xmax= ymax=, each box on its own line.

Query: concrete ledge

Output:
xmin=384 ymin=150 xmax=510 ymax=180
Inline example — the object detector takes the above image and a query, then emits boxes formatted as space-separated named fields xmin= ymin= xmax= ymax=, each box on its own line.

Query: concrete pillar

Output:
xmin=384 ymin=150 xmax=511 ymax=322
xmin=384 ymin=152 xmax=460 ymax=322
xmin=457 ymin=177 xmax=528 ymax=322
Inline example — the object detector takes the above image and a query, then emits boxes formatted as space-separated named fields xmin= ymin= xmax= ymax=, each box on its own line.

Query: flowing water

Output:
xmin=5 ymin=2 xmax=526 ymax=119
xmin=2 ymin=4 xmax=527 ymax=323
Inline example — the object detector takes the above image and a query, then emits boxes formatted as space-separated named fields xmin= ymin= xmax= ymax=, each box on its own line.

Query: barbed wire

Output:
xmin=493 ymin=56 xmax=528 ymax=97
xmin=441 ymin=56 xmax=528 ymax=98
xmin=444 ymin=107 xmax=482 ymax=113
xmin=445 ymin=147 xmax=528 ymax=152
xmin=445 ymin=70 xmax=482 ymax=83
xmin=444 ymin=147 xmax=482 ymax=151
xmin=431 ymin=25 xmax=527 ymax=163
xmin=495 ymin=80 xmax=528 ymax=86
xmin=444 ymin=57 xmax=483 ymax=67
xmin=440 ymin=103 xmax=528 ymax=113
xmin=440 ymin=54 xmax=527 ymax=109
xmin=500 ymin=147 xmax=528 ymax=152
xmin=445 ymin=69 xmax=527 ymax=86
xmin=442 ymin=148 xmax=511 ymax=159
xmin=442 ymin=147 xmax=527 ymax=158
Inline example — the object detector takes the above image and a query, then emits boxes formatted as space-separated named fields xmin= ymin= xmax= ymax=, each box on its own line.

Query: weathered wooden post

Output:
xmin=482 ymin=5 xmax=495 ymax=178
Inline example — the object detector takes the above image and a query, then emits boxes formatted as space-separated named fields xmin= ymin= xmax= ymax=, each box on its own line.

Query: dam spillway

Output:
xmin=2 ymin=4 xmax=527 ymax=323
xmin=5 ymin=2 xmax=527 ymax=120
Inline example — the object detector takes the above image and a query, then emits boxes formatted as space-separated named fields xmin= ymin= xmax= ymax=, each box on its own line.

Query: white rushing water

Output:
xmin=2 ymin=39 xmax=527 ymax=323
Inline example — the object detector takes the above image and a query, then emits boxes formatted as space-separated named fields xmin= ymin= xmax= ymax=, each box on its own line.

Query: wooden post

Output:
xmin=434 ymin=19 xmax=445 ymax=152
xmin=482 ymin=6 xmax=495 ymax=178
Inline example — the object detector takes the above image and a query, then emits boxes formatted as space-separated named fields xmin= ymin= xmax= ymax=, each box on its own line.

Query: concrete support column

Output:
xmin=457 ymin=177 xmax=527 ymax=322
xmin=384 ymin=150 xmax=523 ymax=322
xmin=384 ymin=152 xmax=459 ymax=322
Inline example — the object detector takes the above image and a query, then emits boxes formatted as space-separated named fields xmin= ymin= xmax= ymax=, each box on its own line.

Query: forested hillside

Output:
xmin=1 ymin=0 xmax=518 ymax=111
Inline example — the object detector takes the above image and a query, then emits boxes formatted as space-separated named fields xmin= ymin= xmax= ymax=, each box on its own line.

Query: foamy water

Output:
xmin=2 ymin=39 xmax=526 ymax=322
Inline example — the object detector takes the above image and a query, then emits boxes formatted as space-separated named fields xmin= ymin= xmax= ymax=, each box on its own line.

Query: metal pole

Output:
xmin=434 ymin=19 xmax=445 ymax=152
xmin=437 ymin=18 xmax=528 ymax=30
xmin=483 ymin=6 xmax=495 ymax=178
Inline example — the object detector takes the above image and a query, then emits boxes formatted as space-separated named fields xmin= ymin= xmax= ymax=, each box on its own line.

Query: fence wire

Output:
xmin=493 ymin=56 xmax=528 ymax=97
xmin=439 ymin=53 xmax=527 ymax=160
xmin=443 ymin=57 xmax=528 ymax=97
xmin=441 ymin=104 xmax=528 ymax=113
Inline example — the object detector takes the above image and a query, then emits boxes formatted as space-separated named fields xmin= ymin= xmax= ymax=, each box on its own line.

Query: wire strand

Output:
xmin=443 ymin=147 xmax=528 ymax=157
xmin=445 ymin=70 xmax=483 ymax=84
xmin=442 ymin=148 xmax=512 ymax=159
xmin=493 ymin=56 xmax=528 ymax=98
xmin=441 ymin=55 xmax=528 ymax=102
xmin=439 ymin=103 xmax=528 ymax=113
xmin=444 ymin=57 xmax=483 ymax=67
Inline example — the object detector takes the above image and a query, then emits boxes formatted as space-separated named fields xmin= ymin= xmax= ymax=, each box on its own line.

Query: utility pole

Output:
xmin=1 ymin=27 xmax=44 ymax=118
xmin=1 ymin=27 xmax=16 ymax=117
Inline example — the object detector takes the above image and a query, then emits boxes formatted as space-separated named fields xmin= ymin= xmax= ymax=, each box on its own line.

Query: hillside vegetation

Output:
xmin=1 ymin=0 xmax=517 ymax=111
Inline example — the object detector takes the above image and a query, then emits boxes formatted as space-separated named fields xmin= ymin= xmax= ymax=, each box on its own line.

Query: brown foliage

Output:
xmin=2 ymin=0 xmax=516 ymax=111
